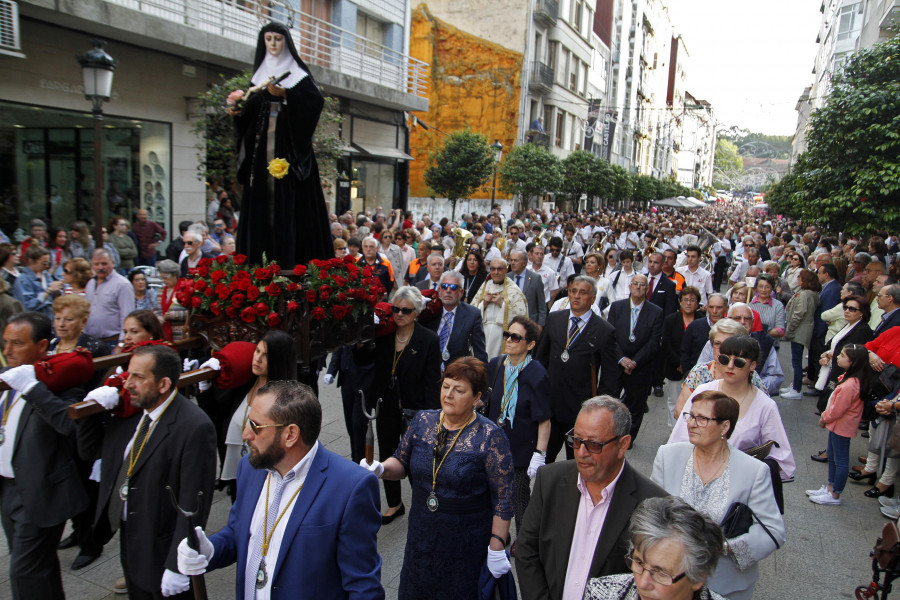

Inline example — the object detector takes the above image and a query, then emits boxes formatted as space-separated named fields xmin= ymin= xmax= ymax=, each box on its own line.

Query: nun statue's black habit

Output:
xmin=233 ymin=22 xmax=332 ymax=267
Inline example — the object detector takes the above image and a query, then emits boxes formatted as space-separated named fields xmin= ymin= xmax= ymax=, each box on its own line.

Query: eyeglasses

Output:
xmin=624 ymin=553 xmax=687 ymax=586
xmin=716 ymin=354 xmax=748 ymax=369
xmin=391 ymin=306 xmax=415 ymax=315
xmin=502 ymin=331 xmax=525 ymax=343
xmin=683 ymin=412 xmax=725 ymax=427
xmin=440 ymin=283 xmax=461 ymax=291
xmin=247 ymin=418 xmax=286 ymax=435
xmin=565 ymin=429 xmax=620 ymax=454
xmin=184 ymin=241 xmax=196 ymax=246
xmin=843 ymin=305 xmax=861 ymax=312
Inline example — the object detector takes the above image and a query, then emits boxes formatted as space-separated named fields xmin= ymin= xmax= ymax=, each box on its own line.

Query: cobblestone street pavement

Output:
xmin=0 ymin=345 xmax=887 ymax=599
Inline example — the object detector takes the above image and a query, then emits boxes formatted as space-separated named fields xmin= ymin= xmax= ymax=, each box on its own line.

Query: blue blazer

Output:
xmin=424 ymin=301 xmax=488 ymax=367
xmin=814 ymin=279 xmax=842 ymax=336
xmin=208 ymin=446 xmax=384 ymax=600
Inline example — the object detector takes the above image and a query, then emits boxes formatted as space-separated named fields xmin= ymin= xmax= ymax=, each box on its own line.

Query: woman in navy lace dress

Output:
xmin=362 ymin=357 xmax=515 ymax=599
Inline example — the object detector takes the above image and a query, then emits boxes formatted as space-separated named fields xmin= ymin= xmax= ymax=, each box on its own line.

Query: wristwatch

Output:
xmin=537 ymin=450 xmax=547 ymax=457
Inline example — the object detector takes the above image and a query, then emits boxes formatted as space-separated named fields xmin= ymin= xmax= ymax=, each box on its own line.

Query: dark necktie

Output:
xmin=649 ymin=276 xmax=655 ymax=296
xmin=516 ymin=274 xmax=523 ymax=289
xmin=108 ymin=414 xmax=151 ymax=531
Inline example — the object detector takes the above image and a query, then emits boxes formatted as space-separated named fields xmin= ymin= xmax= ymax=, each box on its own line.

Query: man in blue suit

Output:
xmin=177 ymin=380 xmax=384 ymax=600
xmin=808 ymin=263 xmax=842 ymax=384
xmin=423 ymin=271 xmax=488 ymax=369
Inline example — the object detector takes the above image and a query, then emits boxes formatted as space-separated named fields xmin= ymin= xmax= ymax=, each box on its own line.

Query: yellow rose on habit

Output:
xmin=268 ymin=158 xmax=290 ymax=179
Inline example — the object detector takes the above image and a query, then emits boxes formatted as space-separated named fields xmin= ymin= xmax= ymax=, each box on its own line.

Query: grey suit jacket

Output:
xmin=415 ymin=278 xmax=441 ymax=292
xmin=515 ymin=460 xmax=667 ymax=600
xmin=651 ymin=442 xmax=786 ymax=600
xmin=510 ymin=270 xmax=547 ymax=325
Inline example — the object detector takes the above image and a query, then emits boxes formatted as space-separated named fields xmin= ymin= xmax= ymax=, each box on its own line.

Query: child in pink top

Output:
xmin=808 ymin=344 xmax=869 ymax=505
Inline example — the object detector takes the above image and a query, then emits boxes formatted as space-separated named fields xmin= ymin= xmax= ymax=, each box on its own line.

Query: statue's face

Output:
xmin=264 ymin=32 xmax=285 ymax=57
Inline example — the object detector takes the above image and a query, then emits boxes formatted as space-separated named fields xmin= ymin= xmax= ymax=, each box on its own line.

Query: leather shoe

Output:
xmin=71 ymin=551 xmax=100 ymax=570
xmin=866 ymin=485 xmax=896 ymax=499
xmin=859 ymin=456 xmax=868 ymax=464
xmin=811 ymin=450 xmax=828 ymax=463
xmin=849 ymin=471 xmax=877 ymax=484
xmin=652 ymin=386 xmax=663 ymax=397
xmin=58 ymin=534 xmax=77 ymax=550
xmin=113 ymin=576 xmax=127 ymax=595
xmin=381 ymin=504 xmax=406 ymax=525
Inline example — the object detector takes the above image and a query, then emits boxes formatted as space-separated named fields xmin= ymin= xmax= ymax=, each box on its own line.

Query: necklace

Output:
xmin=428 ymin=411 xmax=475 ymax=512
xmin=257 ymin=474 xmax=304 ymax=589
xmin=0 ymin=391 xmax=21 ymax=446
xmin=54 ymin=341 xmax=78 ymax=354
xmin=693 ymin=446 xmax=730 ymax=484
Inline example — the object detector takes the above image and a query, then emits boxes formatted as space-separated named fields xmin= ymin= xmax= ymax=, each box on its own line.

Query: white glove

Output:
xmin=115 ymin=366 xmax=124 ymax=375
xmin=183 ymin=358 xmax=199 ymax=372
xmin=177 ymin=526 xmax=214 ymax=576
xmin=85 ymin=386 xmax=121 ymax=410
xmin=0 ymin=365 xmax=38 ymax=394
xmin=160 ymin=569 xmax=190 ymax=597
xmin=486 ymin=547 xmax=511 ymax=578
xmin=359 ymin=458 xmax=384 ymax=478
xmin=199 ymin=357 xmax=221 ymax=371
xmin=198 ymin=379 xmax=212 ymax=393
xmin=527 ymin=452 xmax=546 ymax=479
xmin=323 ymin=374 xmax=334 ymax=385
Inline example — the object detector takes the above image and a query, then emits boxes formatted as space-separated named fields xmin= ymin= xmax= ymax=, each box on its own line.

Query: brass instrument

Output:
xmin=494 ymin=231 xmax=506 ymax=253
xmin=452 ymin=227 xmax=473 ymax=259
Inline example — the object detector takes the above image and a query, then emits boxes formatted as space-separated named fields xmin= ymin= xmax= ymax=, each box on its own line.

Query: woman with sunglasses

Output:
xmin=670 ymin=336 xmax=795 ymax=496
xmin=484 ymin=316 xmax=550 ymax=538
xmin=457 ymin=249 xmax=486 ymax=304
xmin=813 ymin=295 xmax=872 ymax=417
xmin=360 ymin=357 xmax=514 ymax=600
xmin=654 ymin=391 xmax=785 ymax=600
xmin=356 ymin=285 xmax=441 ymax=524
xmin=781 ymin=252 xmax=804 ymax=293
xmin=780 ymin=269 xmax=821 ymax=400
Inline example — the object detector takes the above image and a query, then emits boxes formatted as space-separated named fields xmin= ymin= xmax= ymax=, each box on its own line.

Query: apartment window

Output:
xmin=581 ymin=63 xmax=588 ymax=95
xmin=555 ymin=110 xmax=565 ymax=147
xmin=547 ymin=41 xmax=558 ymax=70
xmin=569 ymin=60 xmax=578 ymax=92
xmin=561 ymin=49 xmax=570 ymax=85
xmin=543 ymin=106 xmax=554 ymax=133
xmin=573 ymin=1 xmax=583 ymax=34
xmin=356 ymin=11 xmax=384 ymax=55
xmin=535 ymin=32 xmax=544 ymax=63
xmin=837 ymin=2 xmax=861 ymax=40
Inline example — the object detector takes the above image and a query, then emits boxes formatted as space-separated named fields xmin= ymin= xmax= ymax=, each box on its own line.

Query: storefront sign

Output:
xmin=38 ymin=78 xmax=120 ymax=100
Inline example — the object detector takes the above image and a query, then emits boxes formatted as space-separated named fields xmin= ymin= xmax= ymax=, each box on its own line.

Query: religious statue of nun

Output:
xmin=230 ymin=22 xmax=333 ymax=267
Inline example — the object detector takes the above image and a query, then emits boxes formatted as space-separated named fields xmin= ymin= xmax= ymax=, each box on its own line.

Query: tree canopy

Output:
xmin=424 ymin=130 xmax=495 ymax=220
xmin=498 ymin=144 xmax=562 ymax=212
xmin=713 ymin=139 xmax=743 ymax=189
xmin=769 ymin=35 xmax=900 ymax=233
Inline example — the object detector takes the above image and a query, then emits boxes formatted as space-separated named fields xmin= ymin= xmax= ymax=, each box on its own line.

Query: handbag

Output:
xmin=743 ymin=440 xmax=779 ymax=462
xmin=720 ymin=502 xmax=780 ymax=549
xmin=874 ymin=521 xmax=900 ymax=571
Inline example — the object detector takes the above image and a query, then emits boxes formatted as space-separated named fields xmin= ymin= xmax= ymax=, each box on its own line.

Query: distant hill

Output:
xmin=718 ymin=126 xmax=792 ymax=159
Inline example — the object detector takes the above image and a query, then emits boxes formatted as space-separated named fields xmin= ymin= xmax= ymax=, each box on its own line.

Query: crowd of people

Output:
xmin=3 ymin=197 xmax=900 ymax=600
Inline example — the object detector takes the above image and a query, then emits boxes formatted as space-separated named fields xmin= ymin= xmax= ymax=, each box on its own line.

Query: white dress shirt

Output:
xmin=0 ymin=391 xmax=25 ymax=478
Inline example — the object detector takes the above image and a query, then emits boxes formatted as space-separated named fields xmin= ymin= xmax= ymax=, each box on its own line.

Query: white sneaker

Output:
xmin=879 ymin=496 xmax=900 ymax=509
xmin=810 ymin=493 xmax=841 ymax=505
xmin=780 ymin=389 xmax=802 ymax=400
xmin=882 ymin=505 xmax=900 ymax=519
xmin=806 ymin=485 xmax=830 ymax=497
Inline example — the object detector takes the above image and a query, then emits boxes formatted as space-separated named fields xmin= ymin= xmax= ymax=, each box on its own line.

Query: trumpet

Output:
xmin=452 ymin=228 xmax=473 ymax=259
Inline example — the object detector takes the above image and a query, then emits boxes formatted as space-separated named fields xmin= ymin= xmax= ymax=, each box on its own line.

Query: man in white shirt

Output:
xmin=607 ymin=249 xmax=636 ymax=303
xmin=562 ymin=226 xmax=584 ymax=272
xmin=527 ymin=243 xmax=560 ymax=304
xmin=177 ymin=380 xmax=384 ymax=599
xmin=483 ymin=233 xmax=502 ymax=264
xmin=677 ymin=245 xmax=714 ymax=305
xmin=544 ymin=237 xmax=575 ymax=294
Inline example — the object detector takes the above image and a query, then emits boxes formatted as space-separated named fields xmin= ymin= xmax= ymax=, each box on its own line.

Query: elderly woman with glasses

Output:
xmin=654 ymin=391 xmax=786 ymax=600
xmin=484 ymin=315 xmax=550 ymax=536
xmin=584 ymin=496 xmax=728 ymax=600
xmin=155 ymin=259 xmax=187 ymax=341
xmin=356 ymin=285 xmax=442 ymax=524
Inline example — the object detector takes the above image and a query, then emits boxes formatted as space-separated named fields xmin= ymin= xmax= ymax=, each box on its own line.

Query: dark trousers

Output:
xmin=119 ymin=520 xmax=192 ymax=600
xmin=807 ymin=334 xmax=826 ymax=383
xmin=622 ymin=371 xmax=652 ymax=442
xmin=340 ymin=384 xmax=368 ymax=464
xmin=546 ymin=419 xmax=575 ymax=463
xmin=376 ymin=399 xmax=405 ymax=508
xmin=512 ymin=468 xmax=532 ymax=534
xmin=763 ymin=458 xmax=785 ymax=514
xmin=713 ymin=256 xmax=728 ymax=291
xmin=72 ymin=461 xmax=103 ymax=557
xmin=0 ymin=478 xmax=66 ymax=600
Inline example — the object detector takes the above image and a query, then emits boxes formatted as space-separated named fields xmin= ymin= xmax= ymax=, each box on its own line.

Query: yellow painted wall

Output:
xmin=408 ymin=4 xmax=522 ymax=200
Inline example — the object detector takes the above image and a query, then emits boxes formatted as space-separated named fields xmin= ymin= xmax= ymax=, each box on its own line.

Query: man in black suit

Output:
xmin=78 ymin=345 xmax=217 ymax=599
xmin=873 ymin=284 xmax=900 ymax=338
xmin=680 ymin=293 xmax=727 ymax=373
xmin=509 ymin=250 xmax=547 ymax=326
xmin=414 ymin=253 xmax=444 ymax=292
xmin=535 ymin=275 xmax=620 ymax=462
xmin=645 ymin=252 xmax=677 ymax=397
xmin=516 ymin=396 xmax=667 ymax=600
xmin=0 ymin=312 xmax=89 ymax=600
xmin=607 ymin=274 xmax=663 ymax=442
xmin=423 ymin=271 xmax=488 ymax=368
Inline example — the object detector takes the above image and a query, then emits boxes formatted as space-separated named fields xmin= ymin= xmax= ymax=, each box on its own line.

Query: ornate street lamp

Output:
xmin=490 ymin=139 xmax=503 ymax=204
xmin=77 ymin=39 xmax=117 ymax=245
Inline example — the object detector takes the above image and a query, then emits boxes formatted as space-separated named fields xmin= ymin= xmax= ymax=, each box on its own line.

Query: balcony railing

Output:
xmin=529 ymin=61 xmax=554 ymax=93
xmin=534 ymin=0 xmax=558 ymax=25
xmin=103 ymin=0 xmax=428 ymax=98
xmin=527 ymin=131 xmax=550 ymax=146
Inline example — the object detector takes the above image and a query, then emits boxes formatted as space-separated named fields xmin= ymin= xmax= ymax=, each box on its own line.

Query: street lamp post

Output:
xmin=77 ymin=39 xmax=117 ymax=246
xmin=490 ymin=139 xmax=503 ymax=204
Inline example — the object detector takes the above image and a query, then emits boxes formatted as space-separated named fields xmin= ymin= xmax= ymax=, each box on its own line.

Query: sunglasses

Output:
xmin=440 ymin=283 xmax=461 ymax=291
xmin=184 ymin=241 xmax=196 ymax=246
xmin=247 ymin=418 xmax=285 ymax=435
xmin=716 ymin=354 xmax=748 ymax=369
xmin=391 ymin=306 xmax=415 ymax=315
xmin=502 ymin=331 xmax=525 ymax=343
xmin=843 ymin=305 xmax=861 ymax=312
xmin=565 ymin=429 xmax=620 ymax=454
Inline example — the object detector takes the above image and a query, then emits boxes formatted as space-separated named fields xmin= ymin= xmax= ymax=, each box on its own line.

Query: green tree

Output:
xmin=611 ymin=164 xmax=633 ymax=203
xmin=424 ymin=130 xmax=495 ymax=220
xmin=631 ymin=174 xmax=657 ymax=204
xmin=498 ymin=144 xmax=562 ymax=212
xmin=713 ymin=139 xmax=743 ymax=189
xmin=778 ymin=35 xmax=900 ymax=233
xmin=559 ymin=150 xmax=604 ymax=211
xmin=190 ymin=71 xmax=343 ymax=190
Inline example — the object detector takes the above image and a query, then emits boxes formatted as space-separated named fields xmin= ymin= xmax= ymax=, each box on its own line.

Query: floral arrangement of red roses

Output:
xmin=176 ymin=253 xmax=383 ymax=328
xmin=300 ymin=255 xmax=385 ymax=322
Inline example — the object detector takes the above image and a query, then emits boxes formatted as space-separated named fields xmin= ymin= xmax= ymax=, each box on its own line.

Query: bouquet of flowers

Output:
xmin=300 ymin=255 xmax=385 ymax=322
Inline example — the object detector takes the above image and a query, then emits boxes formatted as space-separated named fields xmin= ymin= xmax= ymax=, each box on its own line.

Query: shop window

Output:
xmin=350 ymin=159 xmax=396 ymax=215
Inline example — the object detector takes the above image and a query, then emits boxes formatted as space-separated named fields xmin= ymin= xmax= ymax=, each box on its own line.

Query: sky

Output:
xmin=665 ymin=0 xmax=823 ymax=136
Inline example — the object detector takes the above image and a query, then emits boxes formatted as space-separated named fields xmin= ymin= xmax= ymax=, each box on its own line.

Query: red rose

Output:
xmin=363 ymin=266 xmax=373 ymax=278
xmin=254 ymin=267 xmax=272 ymax=280
xmin=199 ymin=257 xmax=213 ymax=267
xmin=266 ymin=312 xmax=281 ymax=327
xmin=337 ymin=292 xmax=348 ymax=302
xmin=320 ymin=290 xmax=331 ymax=302
xmin=240 ymin=306 xmax=256 ymax=323
xmin=237 ymin=278 xmax=251 ymax=291
xmin=194 ymin=279 xmax=206 ymax=290
xmin=362 ymin=277 xmax=373 ymax=287
xmin=254 ymin=301 xmax=269 ymax=316
xmin=347 ymin=270 xmax=359 ymax=282
xmin=233 ymin=254 xmax=247 ymax=265
xmin=306 ymin=290 xmax=317 ymax=303
xmin=319 ymin=271 xmax=330 ymax=280
xmin=215 ymin=255 xmax=228 ymax=264
xmin=231 ymin=294 xmax=245 ymax=307
xmin=247 ymin=286 xmax=260 ymax=301
xmin=332 ymin=276 xmax=347 ymax=287
xmin=343 ymin=255 xmax=356 ymax=264
xmin=229 ymin=280 xmax=241 ymax=291
xmin=191 ymin=296 xmax=202 ymax=308
xmin=311 ymin=307 xmax=327 ymax=320
xmin=293 ymin=264 xmax=308 ymax=277
xmin=287 ymin=300 xmax=299 ymax=312
xmin=332 ymin=305 xmax=350 ymax=319
xmin=329 ymin=258 xmax=343 ymax=268
xmin=210 ymin=270 xmax=226 ymax=282
xmin=210 ymin=301 xmax=222 ymax=316
xmin=268 ymin=263 xmax=280 ymax=276
xmin=215 ymin=285 xmax=229 ymax=300
xmin=366 ymin=295 xmax=377 ymax=305
xmin=205 ymin=287 xmax=215 ymax=298
xmin=312 ymin=259 xmax=326 ymax=268
xmin=225 ymin=306 xmax=237 ymax=319
xmin=265 ymin=282 xmax=282 ymax=297
xmin=197 ymin=266 xmax=210 ymax=278
xmin=287 ymin=282 xmax=299 ymax=292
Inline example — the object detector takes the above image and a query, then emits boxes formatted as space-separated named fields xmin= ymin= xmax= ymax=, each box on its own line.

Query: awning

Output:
xmin=352 ymin=143 xmax=414 ymax=161
xmin=340 ymin=144 xmax=359 ymax=155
